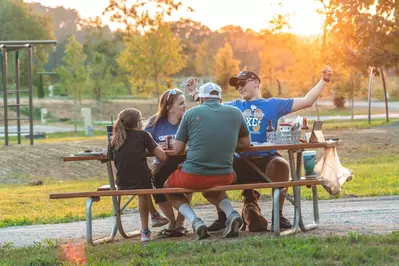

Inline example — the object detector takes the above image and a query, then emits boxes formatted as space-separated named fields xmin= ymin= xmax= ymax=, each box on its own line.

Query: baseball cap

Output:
xmin=229 ymin=71 xmax=261 ymax=87
xmin=198 ymin=82 xmax=222 ymax=99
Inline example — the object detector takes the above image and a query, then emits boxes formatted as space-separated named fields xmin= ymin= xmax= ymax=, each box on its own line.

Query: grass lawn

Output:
xmin=1 ymin=154 xmax=398 ymax=228
xmin=1 ymin=232 xmax=398 ymax=265
xmin=316 ymin=118 xmax=399 ymax=131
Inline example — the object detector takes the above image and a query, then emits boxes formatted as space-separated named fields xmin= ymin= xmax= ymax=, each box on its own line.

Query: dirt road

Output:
xmin=0 ymin=196 xmax=398 ymax=247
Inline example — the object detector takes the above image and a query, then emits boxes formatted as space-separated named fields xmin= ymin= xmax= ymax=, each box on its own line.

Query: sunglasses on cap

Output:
xmin=235 ymin=79 xmax=257 ymax=90
xmin=166 ymin=88 xmax=178 ymax=102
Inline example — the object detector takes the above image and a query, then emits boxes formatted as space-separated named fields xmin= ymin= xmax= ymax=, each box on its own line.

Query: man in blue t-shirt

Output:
xmin=186 ymin=66 xmax=333 ymax=231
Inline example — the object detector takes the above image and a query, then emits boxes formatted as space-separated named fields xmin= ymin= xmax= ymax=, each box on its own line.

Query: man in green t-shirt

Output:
xmin=164 ymin=82 xmax=251 ymax=240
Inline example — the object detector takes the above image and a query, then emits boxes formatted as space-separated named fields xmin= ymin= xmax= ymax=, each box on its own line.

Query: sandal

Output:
xmin=157 ymin=228 xmax=185 ymax=238
xmin=174 ymin=227 xmax=189 ymax=235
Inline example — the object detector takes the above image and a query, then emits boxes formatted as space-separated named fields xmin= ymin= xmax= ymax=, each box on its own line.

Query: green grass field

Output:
xmin=1 ymin=232 xmax=398 ymax=265
xmin=1 ymin=154 xmax=398 ymax=228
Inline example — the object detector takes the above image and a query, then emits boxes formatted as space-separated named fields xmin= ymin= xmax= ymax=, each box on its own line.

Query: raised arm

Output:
xmin=291 ymin=66 xmax=333 ymax=113
xmin=186 ymin=77 xmax=200 ymax=102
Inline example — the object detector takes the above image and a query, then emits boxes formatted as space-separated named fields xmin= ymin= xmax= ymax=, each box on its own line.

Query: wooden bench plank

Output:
xmin=97 ymin=177 xmax=320 ymax=191
xmin=50 ymin=180 xmax=324 ymax=199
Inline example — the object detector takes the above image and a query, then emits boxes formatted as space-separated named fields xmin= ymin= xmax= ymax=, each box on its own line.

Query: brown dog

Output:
xmin=241 ymin=189 xmax=269 ymax=232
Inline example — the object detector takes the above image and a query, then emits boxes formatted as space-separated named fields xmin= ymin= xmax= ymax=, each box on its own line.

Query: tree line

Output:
xmin=1 ymin=0 xmax=398 ymax=107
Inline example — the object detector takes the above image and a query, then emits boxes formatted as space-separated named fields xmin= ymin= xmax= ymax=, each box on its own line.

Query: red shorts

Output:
xmin=167 ymin=168 xmax=234 ymax=190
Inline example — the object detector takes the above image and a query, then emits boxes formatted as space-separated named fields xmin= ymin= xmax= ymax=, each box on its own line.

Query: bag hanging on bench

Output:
xmin=314 ymin=147 xmax=353 ymax=195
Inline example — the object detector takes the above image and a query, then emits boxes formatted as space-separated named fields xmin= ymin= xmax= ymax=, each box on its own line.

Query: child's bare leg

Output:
xmin=149 ymin=199 xmax=158 ymax=214
xmin=138 ymin=195 xmax=150 ymax=230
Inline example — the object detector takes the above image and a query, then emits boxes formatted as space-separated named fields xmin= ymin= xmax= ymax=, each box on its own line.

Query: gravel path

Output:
xmin=1 ymin=196 xmax=398 ymax=247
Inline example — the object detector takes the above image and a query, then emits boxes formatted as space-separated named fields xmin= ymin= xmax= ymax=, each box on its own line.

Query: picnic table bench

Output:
xmin=51 ymin=141 xmax=339 ymax=245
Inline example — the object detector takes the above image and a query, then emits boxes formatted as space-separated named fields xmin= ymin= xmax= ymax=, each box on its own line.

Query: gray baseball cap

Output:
xmin=198 ymin=82 xmax=222 ymax=99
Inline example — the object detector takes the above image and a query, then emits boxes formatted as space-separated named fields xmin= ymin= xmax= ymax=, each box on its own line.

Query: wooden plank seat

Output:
xmin=49 ymin=179 xmax=324 ymax=244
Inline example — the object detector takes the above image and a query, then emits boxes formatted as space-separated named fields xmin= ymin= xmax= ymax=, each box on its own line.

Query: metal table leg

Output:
xmin=296 ymin=151 xmax=320 ymax=232
xmin=279 ymin=150 xmax=300 ymax=236
xmin=85 ymin=196 xmax=118 ymax=245
xmin=272 ymin=188 xmax=299 ymax=236
xmin=105 ymin=161 xmax=140 ymax=239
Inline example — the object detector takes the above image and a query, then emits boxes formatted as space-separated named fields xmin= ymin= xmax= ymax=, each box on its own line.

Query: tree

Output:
xmin=103 ymin=0 xmax=193 ymax=34
xmin=118 ymin=23 xmax=186 ymax=98
xmin=317 ymin=0 xmax=399 ymax=105
xmin=82 ymin=16 xmax=124 ymax=119
xmin=0 ymin=0 xmax=54 ymax=95
xmin=57 ymin=35 xmax=89 ymax=103
xmin=258 ymin=31 xmax=296 ymax=96
xmin=194 ymin=40 xmax=214 ymax=78
xmin=214 ymin=42 xmax=240 ymax=92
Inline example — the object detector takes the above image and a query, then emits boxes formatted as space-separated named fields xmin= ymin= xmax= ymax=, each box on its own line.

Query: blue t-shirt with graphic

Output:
xmin=145 ymin=116 xmax=179 ymax=143
xmin=225 ymin=98 xmax=294 ymax=156
xmin=145 ymin=116 xmax=180 ymax=165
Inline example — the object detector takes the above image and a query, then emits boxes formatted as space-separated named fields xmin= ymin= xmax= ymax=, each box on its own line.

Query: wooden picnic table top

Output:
xmin=62 ymin=141 xmax=338 ymax=162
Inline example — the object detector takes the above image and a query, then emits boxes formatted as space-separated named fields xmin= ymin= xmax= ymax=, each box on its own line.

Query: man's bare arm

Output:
xmin=236 ymin=135 xmax=251 ymax=149
xmin=291 ymin=66 xmax=333 ymax=113
xmin=172 ymin=140 xmax=186 ymax=154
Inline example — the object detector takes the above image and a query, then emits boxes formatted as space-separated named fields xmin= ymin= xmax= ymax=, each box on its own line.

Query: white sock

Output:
xmin=178 ymin=203 xmax=197 ymax=223
xmin=218 ymin=198 xmax=234 ymax=217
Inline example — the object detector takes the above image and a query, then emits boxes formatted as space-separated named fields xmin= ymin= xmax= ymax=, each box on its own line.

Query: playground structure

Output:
xmin=0 ymin=40 xmax=57 ymax=145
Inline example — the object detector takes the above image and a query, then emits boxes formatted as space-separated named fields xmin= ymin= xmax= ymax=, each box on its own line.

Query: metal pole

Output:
xmin=367 ymin=67 xmax=374 ymax=125
xmin=15 ymin=51 xmax=21 ymax=144
xmin=27 ymin=46 xmax=34 ymax=145
xmin=0 ymin=40 xmax=57 ymax=45
xmin=351 ymin=73 xmax=354 ymax=121
xmin=380 ymin=67 xmax=389 ymax=122
xmin=2 ymin=49 xmax=8 ymax=145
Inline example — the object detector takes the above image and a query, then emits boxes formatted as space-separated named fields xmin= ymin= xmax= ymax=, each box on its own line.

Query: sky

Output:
xmin=25 ymin=0 xmax=324 ymax=36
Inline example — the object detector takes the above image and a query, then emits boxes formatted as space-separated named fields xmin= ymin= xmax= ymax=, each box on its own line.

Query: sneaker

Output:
xmin=222 ymin=211 xmax=243 ymax=238
xmin=271 ymin=213 xmax=293 ymax=230
xmin=141 ymin=229 xmax=151 ymax=242
xmin=192 ymin=218 xmax=211 ymax=240
xmin=151 ymin=213 xmax=169 ymax=228
xmin=279 ymin=215 xmax=292 ymax=229
xmin=208 ymin=212 xmax=227 ymax=232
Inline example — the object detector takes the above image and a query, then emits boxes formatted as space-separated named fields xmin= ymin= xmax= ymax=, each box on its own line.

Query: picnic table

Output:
xmin=57 ymin=141 xmax=339 ymax=244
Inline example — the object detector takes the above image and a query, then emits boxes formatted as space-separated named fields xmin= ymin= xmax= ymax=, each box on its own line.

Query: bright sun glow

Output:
xmin=25 ymin=0 xmax=324 ymax=36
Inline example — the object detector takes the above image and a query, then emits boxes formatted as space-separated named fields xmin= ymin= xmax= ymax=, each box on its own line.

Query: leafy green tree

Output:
xmin=57 ymin=35 xmax=89 ymax=103
xmin=118 ymin=23 xmax=186 ymax=98
xmin=214 ymin=42 xmax=240 ymax=92
xmin=0 ymin=0 xmax=54 ymax=97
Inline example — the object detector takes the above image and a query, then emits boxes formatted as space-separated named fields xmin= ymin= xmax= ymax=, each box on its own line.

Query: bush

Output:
xmin=333 ymin=96 xmax=346 ymax=108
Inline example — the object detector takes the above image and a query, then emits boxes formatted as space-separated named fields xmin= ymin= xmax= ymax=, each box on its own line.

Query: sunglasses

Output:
xmin=166 ymin=88 xmax=178 ymax=102
xmin=235 ymin=79 xmax=257 ymax=90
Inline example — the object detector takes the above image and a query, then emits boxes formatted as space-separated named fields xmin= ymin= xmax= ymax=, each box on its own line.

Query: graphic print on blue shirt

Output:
xmin=225 ymin=98 xmax=293 ymax=156
xmin=145 ymin=117 xmax=179 ymax=143
xmin=145 ymin=116 xmax=180 ymax=165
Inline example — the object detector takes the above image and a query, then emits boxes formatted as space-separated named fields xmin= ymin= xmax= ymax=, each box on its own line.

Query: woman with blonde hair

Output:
xmin=108 ymin=108 xmax=166 ymax=242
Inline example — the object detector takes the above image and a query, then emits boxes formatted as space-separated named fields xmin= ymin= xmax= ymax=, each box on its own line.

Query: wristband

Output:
xmin=322 ymin=77 xmax=330 ymax=83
